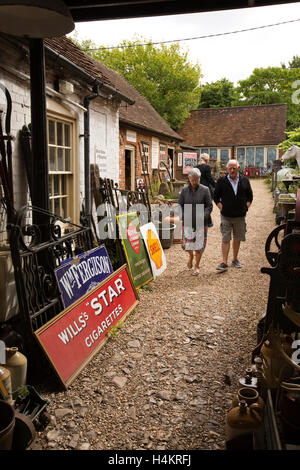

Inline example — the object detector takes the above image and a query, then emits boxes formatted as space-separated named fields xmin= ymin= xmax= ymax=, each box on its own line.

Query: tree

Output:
xmin=71 ymin=36 xmax=202 ymax=130
xmin=282 ymin=55 xmax=300 ymax=69
xmin=198 ymin=78 xmax=240 ymax=108
xmin=237 ymin=66 xmax=300 ymax=130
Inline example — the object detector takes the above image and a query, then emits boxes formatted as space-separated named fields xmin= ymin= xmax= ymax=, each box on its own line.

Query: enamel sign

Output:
xmin=117 ymin=212 xmax=153 ymax=289
xmin=54 ymin=245 xmax=113 ymax=308
xmin=35 ymin=265 xmax=139 ymax=388
xmin=140 ymin=223 xmax=167 ymax=279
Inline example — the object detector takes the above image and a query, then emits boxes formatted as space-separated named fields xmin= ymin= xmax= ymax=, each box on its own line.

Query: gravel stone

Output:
xmin=28 ymin=180 xmax=274 ymax=450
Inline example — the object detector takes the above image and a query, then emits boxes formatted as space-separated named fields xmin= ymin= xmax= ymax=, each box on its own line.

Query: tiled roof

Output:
xmin=45 ymin=36 xmax=182 ymax=141
xmin=45 ymin=36 xmax=113 ymax=88
xmin=178 ymin=104 xmax=287 ymax=147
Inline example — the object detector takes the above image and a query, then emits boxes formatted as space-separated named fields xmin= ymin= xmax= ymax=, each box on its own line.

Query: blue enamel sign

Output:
xmin=55 ymin=245 xmax=114 ymax=308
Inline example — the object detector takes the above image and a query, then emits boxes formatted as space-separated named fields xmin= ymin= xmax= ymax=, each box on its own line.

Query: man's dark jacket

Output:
xmin=213 ymin=174 xmax=253 ymax=218
xmin=195 ymin=164 xmax=216 ymax=191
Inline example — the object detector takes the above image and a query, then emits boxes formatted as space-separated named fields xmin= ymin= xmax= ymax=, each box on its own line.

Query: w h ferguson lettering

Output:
xmin=59 ymin=255 xmax=111 ymax=300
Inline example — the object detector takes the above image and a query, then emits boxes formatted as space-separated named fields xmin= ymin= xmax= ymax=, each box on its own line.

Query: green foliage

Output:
xmin=236 ymin=66 xmax=300 ymax=130
xmin=278 ymin=127 xmax=300 ymax=169
xmin=278 ymin=127 xmax=300 ymax=151
xmin=282 ymin=56 xmax=300 ymax=69
xmin=198 ymin=78 xmax=240 ymax=108
xmin=108 ymin=320 xmax=124 ymax=338
xmin=71 ymin=35 xmax=202 ymax=130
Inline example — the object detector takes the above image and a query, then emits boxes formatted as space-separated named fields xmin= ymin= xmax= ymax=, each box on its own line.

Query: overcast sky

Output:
xmin=69 ymin=2 xmax=300 ymax=85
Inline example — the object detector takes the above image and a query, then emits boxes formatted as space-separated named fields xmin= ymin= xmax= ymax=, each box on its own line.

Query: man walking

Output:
xmin=213 ymin=159 xmax=253 ymax=272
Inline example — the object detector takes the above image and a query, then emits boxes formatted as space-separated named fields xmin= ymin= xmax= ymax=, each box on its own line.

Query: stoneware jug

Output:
xmin=5 ymin=347 xmax=27 ymax=392
xmin=226 ymin=400 xmax=263 ymax=450
xmin=231 ymin=387 xmax=265 ymax=415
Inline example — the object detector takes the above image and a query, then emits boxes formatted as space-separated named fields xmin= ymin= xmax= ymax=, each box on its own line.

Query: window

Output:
xmin=267 ymin=148 xmax=277 ymax=167
xmin=237 ymin=146 xmax=278 ymax=169
xmin=237 ymin=148 xmax=245 ymax=168
xmin=209 ymin=148 xmax=217 ymax=159
xmin=140 ymin=142 xmax=150 ymax=173
xmin=159 ymin=143 xmax=167 ymax=163
xmin=47 ymin=116 xmax=75 ymax=219
xmin=220 ymin=149 xmax=229 ymax=165
xmin=246 ymin=148 xmax=255 ymax=167
xmin=255 ymin=147 xmax=264 ymax=168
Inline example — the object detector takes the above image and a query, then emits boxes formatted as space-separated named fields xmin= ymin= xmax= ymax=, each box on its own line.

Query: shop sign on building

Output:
xmin=35 ymin=265 xmax=138 ymax=388
xmin=126 ymin=130 xmax=137 ymax=143
xmin=55 ymin=245 xmax=113 ymax=308
xmin=183 ymin=152 xmax=198 ymax=174
xmin=117 ymin=212 xmax=153 ymax=289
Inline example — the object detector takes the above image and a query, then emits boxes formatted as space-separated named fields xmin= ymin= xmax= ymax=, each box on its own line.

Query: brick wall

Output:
xmin=178 ymin=104 xmax=287 ymax=148
xmin=119 ymin=124 xmax=181 ymax=190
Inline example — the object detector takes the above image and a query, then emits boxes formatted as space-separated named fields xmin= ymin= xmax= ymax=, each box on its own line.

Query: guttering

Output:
xmin=44 ymin=45 xmax=135 ymax=106
xmin=84 ymin=84 xmax=99 ymax=221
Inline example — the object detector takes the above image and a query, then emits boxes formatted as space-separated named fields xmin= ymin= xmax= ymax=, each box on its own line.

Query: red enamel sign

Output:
xmin=126 ymin=224 xmax=140 ymax=254
xmin=35 ymin=265 xmax=139 ymax=388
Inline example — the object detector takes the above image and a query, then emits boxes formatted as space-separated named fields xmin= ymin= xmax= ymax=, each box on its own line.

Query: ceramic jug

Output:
xmin=5 ymin=347 xmax=27 ymax=392
xmin=226 ymin=400 xmax=263 ymax=450
xmin=231 ymin=387 xmax=264 ymax=415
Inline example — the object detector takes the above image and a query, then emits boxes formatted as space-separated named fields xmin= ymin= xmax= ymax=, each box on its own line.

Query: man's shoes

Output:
xmin=216 ymin=263 xmax=228 ymax=271
xmin=232 ymin=260 xmax=242 ymax=268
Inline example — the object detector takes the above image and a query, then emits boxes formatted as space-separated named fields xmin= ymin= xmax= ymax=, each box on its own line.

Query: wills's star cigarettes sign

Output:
xmin=35 ymin=265 xmax=138 ymax=388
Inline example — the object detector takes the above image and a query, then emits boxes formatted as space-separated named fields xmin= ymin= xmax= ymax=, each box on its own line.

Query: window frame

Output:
xmin=47 ymin=111 xmax=78 ymax=223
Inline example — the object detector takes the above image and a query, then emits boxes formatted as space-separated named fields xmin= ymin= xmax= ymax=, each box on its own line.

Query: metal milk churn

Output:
xmin=0 ymin=365 xmax=12 ymax=402
xmin=4 ymin=347 xmax=27 ymax=392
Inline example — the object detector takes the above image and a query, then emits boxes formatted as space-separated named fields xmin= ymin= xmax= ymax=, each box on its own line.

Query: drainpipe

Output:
xmin=84 ymin=84 xmax=99 ymax=224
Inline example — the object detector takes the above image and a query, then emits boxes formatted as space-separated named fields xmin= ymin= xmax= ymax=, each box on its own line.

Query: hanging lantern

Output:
xmin=0 ymin=0 xmax=74 ymax=38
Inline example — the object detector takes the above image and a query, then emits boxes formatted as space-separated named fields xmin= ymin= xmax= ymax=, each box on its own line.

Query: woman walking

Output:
xmin=178 ymin=168 xmax=213 ymax=276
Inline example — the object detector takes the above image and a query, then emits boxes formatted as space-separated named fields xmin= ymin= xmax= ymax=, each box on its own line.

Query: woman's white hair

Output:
xmin=188 ymin=167 xmax=201 ymax=179
xmin=200 ymin=153 xmax=209 ymax=163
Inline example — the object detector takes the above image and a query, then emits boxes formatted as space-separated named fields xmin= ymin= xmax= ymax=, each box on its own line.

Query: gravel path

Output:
xmin=30 ymin=179 xmax=276 ymax=451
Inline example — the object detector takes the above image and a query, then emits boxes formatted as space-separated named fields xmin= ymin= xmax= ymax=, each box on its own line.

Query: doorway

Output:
xmin=125 ymin=147 xmax=135 ymax=190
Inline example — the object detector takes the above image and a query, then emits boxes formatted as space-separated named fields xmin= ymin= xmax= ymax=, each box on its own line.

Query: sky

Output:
xmin=69 ymin=2 xmax=300 ymax=85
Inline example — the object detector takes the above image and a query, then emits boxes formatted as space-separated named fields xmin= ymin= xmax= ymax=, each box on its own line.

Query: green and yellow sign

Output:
xmin=117 ymin=212 xmax=153 ymax=289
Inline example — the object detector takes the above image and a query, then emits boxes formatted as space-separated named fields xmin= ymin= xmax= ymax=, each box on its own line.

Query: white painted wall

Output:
xmin=0 ymin=38 xmax=121 ymax=238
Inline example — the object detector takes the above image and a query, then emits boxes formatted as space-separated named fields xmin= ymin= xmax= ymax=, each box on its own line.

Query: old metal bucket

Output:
xmin=0 ymin=400 xmax=15 ymax=450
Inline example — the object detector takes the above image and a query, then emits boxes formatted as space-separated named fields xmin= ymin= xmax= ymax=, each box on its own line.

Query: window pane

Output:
xmin=62 ymin=175 xmax=66 ymax=195
xmin=54 ymin=175 xmax=59 ymax=196
xmin=65 ymin=150 xmax=71 ymax=171
xmin=49 ymin=175 xmax=52 ymax=197
xmin=57 ymin=122 xmax=63 ymax=146
xmin=246 ymin=148 xmax=255 ymax=166
xmin=267 ymin=148 xmax=277 ymax=167
xmin=48 ymin=120 xmax=55 ymax=144
xmin=49 ymin=147 xmax=56 ymax=171
xmin=237 ymin=148 xmax=245 ymax=166
xmin=201 ymin=149 xmax=208 ymax=154
xmin=64 ymin=124 xmax=70 ymax=147
xmin=54 ymin=198 xmax=60 ymax=215
xmin=62 ymin=198 xmax=67 ymax=219
xmin=58 ymin=148 xmax=63 ymax=171
xmin=220 ymin=149 xmax=229 ymax=165
xmin=255 ymin=147 xmax=264 ymax=168
xmin=210 ymin=148 xmax=217 ymax=159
